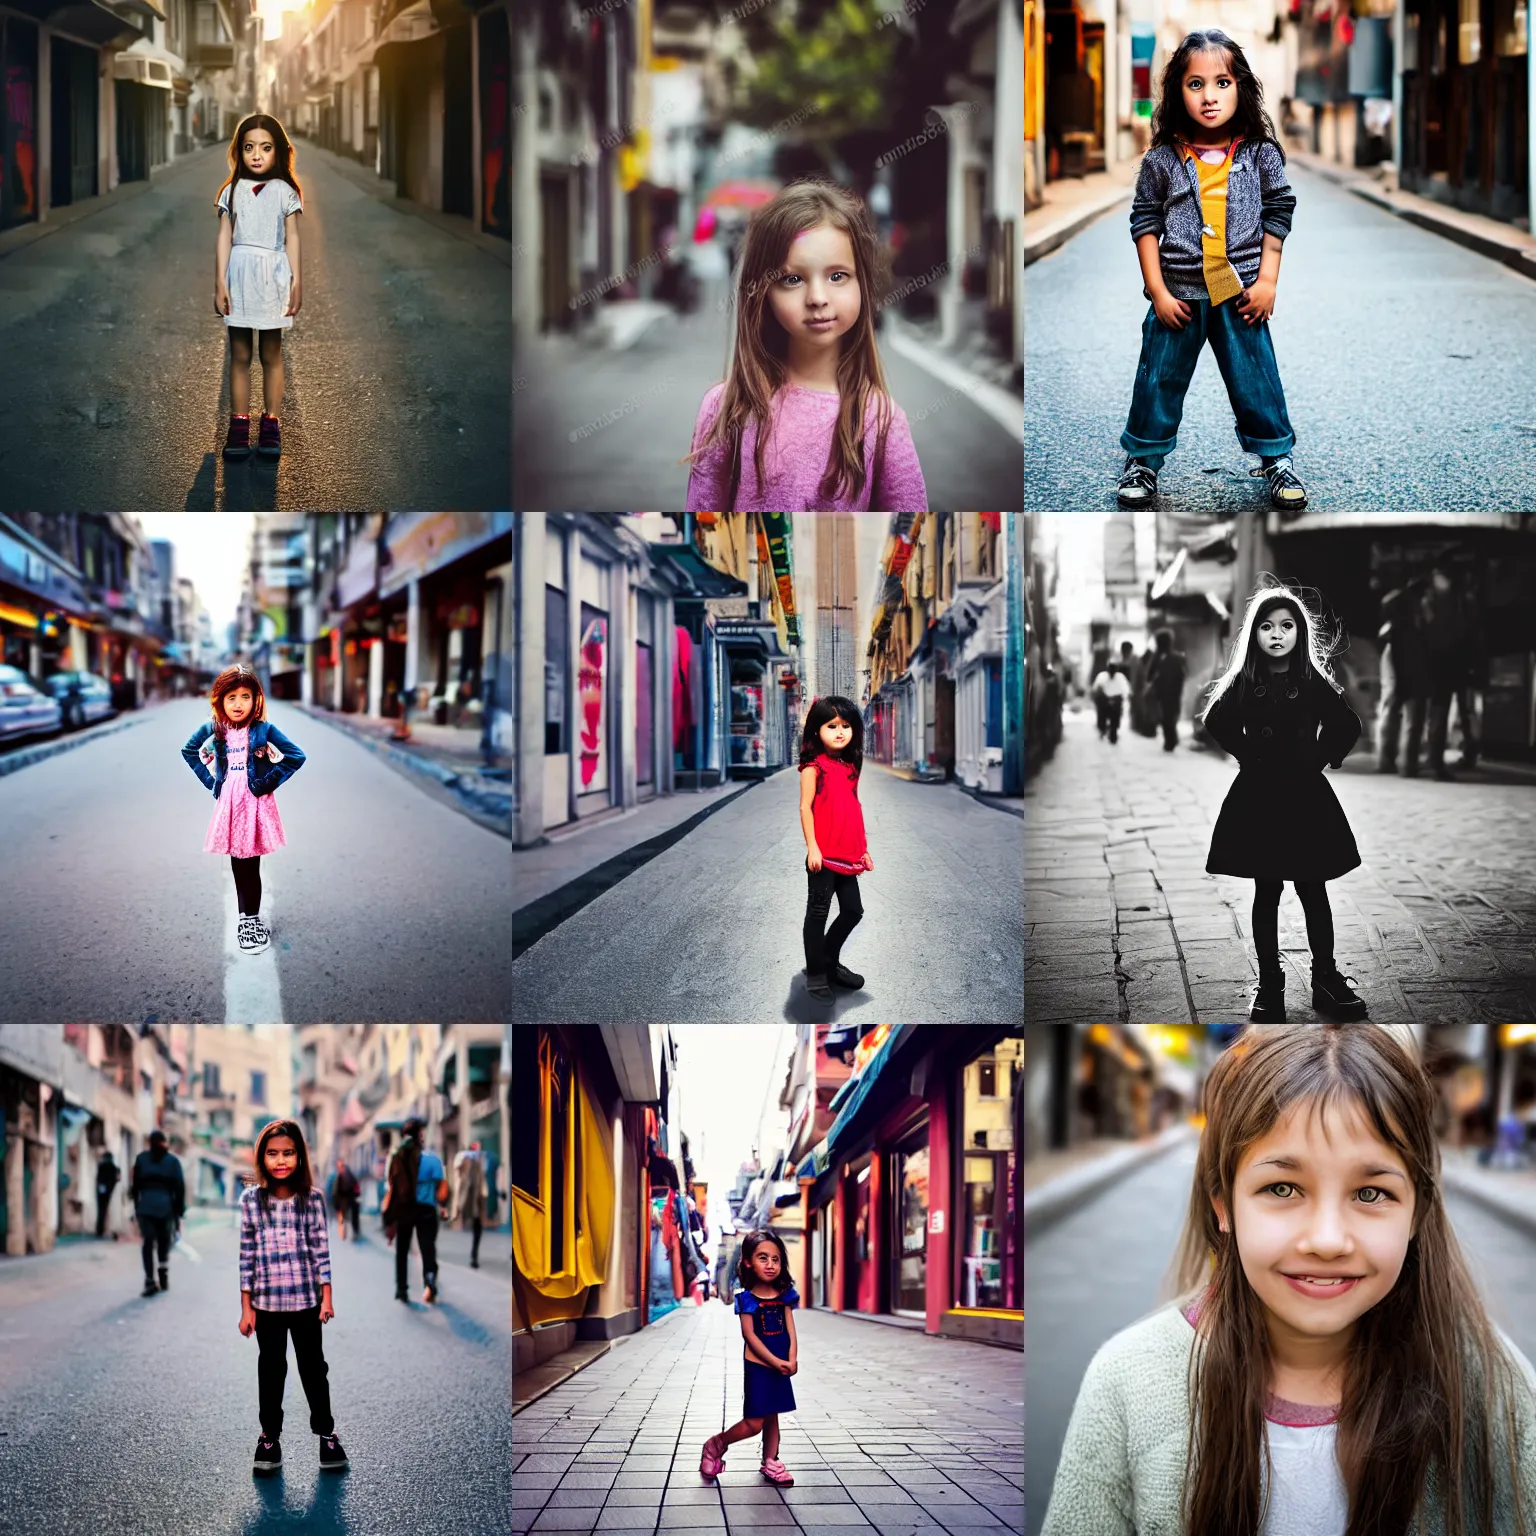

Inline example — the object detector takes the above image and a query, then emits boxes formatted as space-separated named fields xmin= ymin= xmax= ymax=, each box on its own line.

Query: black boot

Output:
xmin=142 ymin=1277 xmax=159 ymax=1297
xmin=1250 ymin=962 xmax=1286 ymax=1022
xmin=804 ymin=972 xmax=834 ymax=1001
xmin=1312 ymin=965 xmax=1368 ymax=1020
xmin=827 ymin=962 xmax=864 ymax=989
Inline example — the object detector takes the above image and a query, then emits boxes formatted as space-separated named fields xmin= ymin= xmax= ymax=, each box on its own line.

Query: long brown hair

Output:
xmin=736 ymin=1228 xmax=792 ymax=1294
xmin=683 ymin=179 xmax=893 ymax=508
xmin=252 ymin=1118 xmax=315 ymax=1204
xmin=1159 ymin=1024 xmax=1531 ymax=1536
xmin=215 ymin=113 xmax=305 ymax=218
xmin=208 ymin=664 xmax=268 ymax=740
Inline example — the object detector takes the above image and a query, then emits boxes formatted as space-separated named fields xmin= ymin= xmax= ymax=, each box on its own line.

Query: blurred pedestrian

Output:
xmin=1041 ymin=1024 xmax=1536 ymax=1536
xmin=1200 ymin=583 xmax=1367 ymax=1023
xmin=1422 ymin=565 xmax=1468 ymax=781
xmin=1452 ymin=568 xmax=1486 ymax=771
xmin=383 ymin=1118 xmax=448 ymax=1305
xmin=1147 ymin=630 xmax=1188 ymax=751
xmin=798 ymin=697 xmax=871 ymax=1003
xmin=683 ymin=181 xmax=928 ymax=512
xmin=130 ymin=1129 xmax=185 ymax=1298
xmin=1375 ymin=579 xmax=1428 ymax=775
xmin=1092 ymin=662 xmax=1131 ymax=744
xmin=95 ymin=1150 xmax=120 ymax=1239
xmin=450 ymin=1140 xmax=487 ymax=1269
xmin=699 ymin=1230 xmax=799 ymax=1488
xmin=328 ymin=1158 xmax=361 ymax=1242
xmin=1132 ymin=643 xmax=1158 ymax=736
xmin=181 ymin=665 xmax=307 ymax=955
xmin=239 ymin=1119 xmax=349 ymax=1478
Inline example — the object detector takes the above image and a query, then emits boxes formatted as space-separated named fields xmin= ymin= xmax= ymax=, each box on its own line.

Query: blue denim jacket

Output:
xmin=181 ymin=719 xmax=306 ymax=801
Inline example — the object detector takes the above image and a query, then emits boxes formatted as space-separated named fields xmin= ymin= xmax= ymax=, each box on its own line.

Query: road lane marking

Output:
xmin=225 ymin=882 xmax=285 ymax=1025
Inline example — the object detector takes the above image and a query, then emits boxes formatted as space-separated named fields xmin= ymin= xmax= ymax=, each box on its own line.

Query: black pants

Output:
xmin=139 ymin=1213 xmax=172 ymax=1279
xmin=1253 ymin=880 xmax=1334 ymax=969
xmin=1104 ymin=697 xmax=1123 ymax=744
xmin=803 ymin=867 xmax=863 ymax=976
xmin=1158 ymin=696 xmax=1180 ymax=750
xmin=254 ymin=1306 xmax=334 ymax=1439
xmin=231 ymin=855 xmax=262 ymax=916
xmin=470 ymin=1216 xmax=482 ymax=1264
xmin=395 ymin=1204 xmax=439 ymax=1294
xmin=95 ymin=1192 xmax=112 ymax=1237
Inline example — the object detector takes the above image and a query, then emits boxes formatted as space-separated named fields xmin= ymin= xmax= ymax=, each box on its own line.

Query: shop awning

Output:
xmin=648 ymin=542 xmax=748 ymax=599
xmin=794 ymin=1025 xmax=918 ymax=1183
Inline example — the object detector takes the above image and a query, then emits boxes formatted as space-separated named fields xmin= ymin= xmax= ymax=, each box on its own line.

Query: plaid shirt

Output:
xmin=239 ymin=1185 xmax=332 ymax=1311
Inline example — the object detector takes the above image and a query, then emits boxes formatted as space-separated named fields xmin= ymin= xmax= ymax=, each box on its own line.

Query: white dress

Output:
xmin=217 ymin=177 xmax=303 ymax=331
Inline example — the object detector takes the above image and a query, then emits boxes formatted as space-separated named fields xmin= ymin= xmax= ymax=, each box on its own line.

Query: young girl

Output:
xmin=1117 ymin=30 xmax=1306 ymax=513
xmin=214 ymin=114 xmax=304 ymax=463
xmin=700 ymin=1229 xmax=799 ymax=1488
xmin=1044 ymin=1023 xmax=1536 ymax=1536
xmin=798 ymin=695 xmax=873 ymax=1002
xmin=683 ymin=180 xmax=927 ymax=511
xmin=1201 ymin=581 xmax=1365 ymax=1022
xmin=239 ymin=1119 xmax=349 ymax=1478
xmin=180 ymin=665 xmax=306 ymax=955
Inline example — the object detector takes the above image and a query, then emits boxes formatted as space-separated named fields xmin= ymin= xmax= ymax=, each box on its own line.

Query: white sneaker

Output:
xmin=238 ymin=915 xmax=270 ymax=953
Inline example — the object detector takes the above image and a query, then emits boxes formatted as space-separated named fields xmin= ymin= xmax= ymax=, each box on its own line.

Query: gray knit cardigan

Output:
xmin=1040 ymin=1301 xmax=1536 ymax=1536
xmin=1129 ymin=141 xmax=1297 ymax=303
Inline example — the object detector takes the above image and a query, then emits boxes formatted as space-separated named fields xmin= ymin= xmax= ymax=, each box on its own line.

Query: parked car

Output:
xmin=0 ymin=665 xmax=63 ymax=745
xmin=41 ymin=671 xmax=116 ymax=731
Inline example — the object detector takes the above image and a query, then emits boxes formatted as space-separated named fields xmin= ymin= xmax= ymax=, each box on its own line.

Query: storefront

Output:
xmin=0 ymin=14 xmax=39 ymax=231
xmin=716 ymin=617 xmax=789 ymax=777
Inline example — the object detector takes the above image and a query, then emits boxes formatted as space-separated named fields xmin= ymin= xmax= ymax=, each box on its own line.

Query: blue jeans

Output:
xmin=1121 ymin=298 xmax=1295 ymax=472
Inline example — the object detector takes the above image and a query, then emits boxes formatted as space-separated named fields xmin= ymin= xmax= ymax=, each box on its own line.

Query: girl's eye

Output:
xmin=1260 ymin=1181 xmax=1396 ymax=1205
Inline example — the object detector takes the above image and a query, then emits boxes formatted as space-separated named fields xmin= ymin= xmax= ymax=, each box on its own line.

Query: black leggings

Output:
xmin=231 ymin=855 xmax=263 ymax=916
xmin=803 ymin=867 xmax=864 ymax=975
xmin=1253 ymin=880 xmax=1334 ymax=968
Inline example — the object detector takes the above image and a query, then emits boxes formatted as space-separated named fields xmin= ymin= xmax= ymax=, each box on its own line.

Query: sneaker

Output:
xmin=238 ymin=915 xmax=266 ymax=953
xmin=319 ymin=1434 xmax=348 ymax=1472
xmin=827 ymin=963 xmax=864 ymax=989
xmin=141 ymin=1278 xmax=159 ymax=1298
xmin=1312 ymin=966 xmax=1368 ymax=1020
xmin=423 ymin=1283 xmax=438 ymax=1304
xmin=804 ymin=973 xmax=833 ymax=1001
xmin=1253 ymin=455 xmax=1308 ymax=510
xmin=253 ymin=1435 xmax=281 ymax=1475
xmin=256 ymin=413 xmax=282 ymax=459
xmin=1117 ymin=457 xmax=1158 ymax=506
xmin=223 ymin=414 xmax=252 ymax=461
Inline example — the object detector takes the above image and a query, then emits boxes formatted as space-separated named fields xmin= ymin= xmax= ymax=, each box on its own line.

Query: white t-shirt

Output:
xmin=1092 ymin=669 xmax=1132 ymax=700
xmin=1260 ymin=1416 xmax=1349 ymax=1535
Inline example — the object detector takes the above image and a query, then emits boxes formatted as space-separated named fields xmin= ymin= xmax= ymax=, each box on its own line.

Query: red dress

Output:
xmin=809 ymin=753 xmax=867 ymax=875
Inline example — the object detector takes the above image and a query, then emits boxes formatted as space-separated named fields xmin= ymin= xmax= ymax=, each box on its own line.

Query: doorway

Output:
xmin=50 ymin=37 xmax=97 ymax=208
xmin=891 ymin=1131 xmax=930 ymax=1316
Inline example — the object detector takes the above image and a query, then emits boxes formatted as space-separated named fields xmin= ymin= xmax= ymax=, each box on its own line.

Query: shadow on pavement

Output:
xmin=781 ymin=976 xmax=869 ymax=1023
xmin=242 ymin=1469 xmax=350 ymax=1534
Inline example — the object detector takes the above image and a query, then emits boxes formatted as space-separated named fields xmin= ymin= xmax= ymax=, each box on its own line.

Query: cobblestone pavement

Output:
xmin=1025 ymin=707 xmax=1536 ymax=1023
xmin=513 ymin=1300 xmax=1023 ymax=1535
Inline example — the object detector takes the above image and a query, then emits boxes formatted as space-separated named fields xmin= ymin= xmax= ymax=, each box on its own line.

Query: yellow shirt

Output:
xmin=1180 ymin=141 xmax=1244 ymax=307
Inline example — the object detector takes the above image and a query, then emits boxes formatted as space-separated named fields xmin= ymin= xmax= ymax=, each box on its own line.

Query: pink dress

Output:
xmin=203 ymin=726 xmax=287 ymax=857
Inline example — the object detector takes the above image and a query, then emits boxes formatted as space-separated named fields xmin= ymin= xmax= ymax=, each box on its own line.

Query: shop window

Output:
xmin=637 ymin=640 xmax=654 ymax=784
xmin=578 ymin=603 xmax=609 ymax=792
xmin=959 ymin=1037 xmax=1021 ymax=1310
xmin=544 ymin=586 xmax=567 ymax=755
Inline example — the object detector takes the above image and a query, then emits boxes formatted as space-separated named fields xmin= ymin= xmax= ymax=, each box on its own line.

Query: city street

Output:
xmin=0 ymin=1208 xmax=512 ymax=1536
xmin=513 ymin=1297 xmax=1024 ymax=1535
xmin=513 ymin=306 xmax=1023 ymax=512
xmin=0 ymin=700 xmax=511 ymax=1025
xmin=0 ymin=144 xmax=510 ymax=513
xmin=512 ymin=764 xmax=1024 ymax=1026
xmin=1024 ymin=708 xmax=1536 ymax=1024
xmin=1024 ymin=1131 xmax=1536 ymax=1536
xmin=1024 ymin=166 xmax=1536 ymax=511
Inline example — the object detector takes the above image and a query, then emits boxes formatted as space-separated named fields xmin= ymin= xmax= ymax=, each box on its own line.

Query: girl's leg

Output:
xmin=229 ymin=328 xmax=253 ymax=416
xmin=1293 ymin=881 xmax=1335 ymax=969
xmin=258 ymin=330 xmax=284 ymax=416
xmin=231 ymin=855 xmax=262 ymax=916
xmin=761 ymin=1414 xmax=780 ymax=1463
xmin=717 ymin=1417 xmax=763 ymax=1447
xmin=1251 ymin=879 xmax=1283 ymax=964
xmin=803 ymin=868 xmax=834 ymax=973
xmin=289 ymin=1306 xmax=335 ymax=1435
xmin=1120 ymin=300 xmax=1209 ymax=471
xmin=823 ymin=874 xmax=864 ymax=968
xmin=1205 ymin=302 xmax=1296 ymax=461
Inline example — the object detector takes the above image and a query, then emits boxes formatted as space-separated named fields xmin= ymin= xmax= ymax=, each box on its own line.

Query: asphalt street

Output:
xmin=1024 ymin=165 xmax=1536 ymax=511
xmin=514 ymin=1297 xmax=1024 ymax=1535
xmin=511 ymin=764 xmax=1024 ymax=1025
xmin=0 ymin=143 xmax=510 ymax=512
xmin=0 ymin=1208 xmax=511 ymax=1536
xmin=0 ymin=700 xmax=511 ymax=1024
xmin=1024 ymin=707 xmax=1536 ymax=1024
xmin=513 ymin=302 xmax=1023 ymax=512
xmin=1024 ymin=1130 xmax=1536 ymax=1536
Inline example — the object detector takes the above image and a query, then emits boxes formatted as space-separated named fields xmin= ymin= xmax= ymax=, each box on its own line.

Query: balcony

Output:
xmin=188 ymin=37 xmax=235 ymax=66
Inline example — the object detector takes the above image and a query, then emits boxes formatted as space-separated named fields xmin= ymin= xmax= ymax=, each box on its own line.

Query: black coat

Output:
xmin=1204 ymin=667 xmax=1363 ymax=881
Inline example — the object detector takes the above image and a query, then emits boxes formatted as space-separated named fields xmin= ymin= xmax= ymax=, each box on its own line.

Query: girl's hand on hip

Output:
xmin=1151 ymin=290 xmax=1192 ymax=331
xmin=806 ymin=846 xmax=823 ymax=872
xmin=1236 ymin=279 xmax=1276 ymax=326
xmin=286 ymin=282 xmax=303 ymax=317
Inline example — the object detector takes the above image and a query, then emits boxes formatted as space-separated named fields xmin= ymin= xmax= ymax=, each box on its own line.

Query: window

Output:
xmin=250 ymin=1071 xmax=266 ymax=1106
xmin=958 ymin=1037 xmax=1021 ymax=1310
xmin=545 ymin=586 xmax=568 ymax=754
xmin=978 ymin=1059 xmax=998 ymax=1098
xmin=204 ymin=1063 xmax=221 ymax=1097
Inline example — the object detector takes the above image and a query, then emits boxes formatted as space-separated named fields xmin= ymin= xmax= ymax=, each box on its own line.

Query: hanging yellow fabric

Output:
xmin=1181 ymin=141 xmax=1244 ymax=307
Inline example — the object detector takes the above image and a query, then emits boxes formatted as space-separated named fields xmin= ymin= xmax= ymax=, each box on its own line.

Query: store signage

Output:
xmin=715 ymin=619 xmax=769 ymax=636
xmin=928 ymin=1210 xmax=945 ymax=1234
xmin=759 ymin=513 xmax=799 ymax=643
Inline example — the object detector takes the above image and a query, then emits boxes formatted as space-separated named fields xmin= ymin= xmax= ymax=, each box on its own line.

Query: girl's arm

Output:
xmin=285 ymin=213 xmax=302 ymax=316
xmin=215 ymin=213 xmax=232 ymax=314
xmin=1315 ymin=683 xmax=1362 ymax=769
xmin=871 ymin=403 xmax=927 ymax=513
xmin=799 ymin=766 xmax=822 ymax=869
xmin=685 ymin=386 xmax=731 ymax=512
xmin=739 ymin=1312 xmax=781 ymax=1368
xmin=1203 ymin=685 xmax=1245 ymax=763
xmin=785 ymin=1306 xmax=798 ymax=1367
xmin=1136 ymin=233 xmax=1190 ymax=331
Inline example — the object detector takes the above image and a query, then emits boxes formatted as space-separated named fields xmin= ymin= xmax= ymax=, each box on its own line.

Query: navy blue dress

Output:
xmin=736 ymin=1285 xmax=797 ymax=1417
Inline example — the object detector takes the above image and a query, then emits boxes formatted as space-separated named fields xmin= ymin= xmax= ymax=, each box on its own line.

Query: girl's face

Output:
xmin=1213 ymin=1099 xmax=1416 ymax=1365
xmin=747 ymin=1242 xmax=782 ymax=1286
xmin=264 ymin=1135 xmax=299 ymax=1185
xmin=1255 ymin=607 xmax=1299 ymax=661
xmin=224 ymin=687 xmax=255 ymax=723
xmin=243 ymin=132 xmax=276 ymax=176
xmin=769 ymin=224 xmax=861 ymax=352
xmin=1182 ymin=49 xmax=1238 ymax=136
xmin=818 ymin=715 xmax=853 ymax=753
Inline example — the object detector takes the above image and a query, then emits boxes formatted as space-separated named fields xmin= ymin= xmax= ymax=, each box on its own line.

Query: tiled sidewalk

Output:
xmin=513 ymin=1300 xmax=1024 ymax=1535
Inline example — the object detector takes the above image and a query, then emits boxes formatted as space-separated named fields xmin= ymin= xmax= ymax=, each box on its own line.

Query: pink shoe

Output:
xmin=700 ymin=1435 xmax=726 ymax=1481
xmin=760 ymin=1458 xmax=794 ymax=1486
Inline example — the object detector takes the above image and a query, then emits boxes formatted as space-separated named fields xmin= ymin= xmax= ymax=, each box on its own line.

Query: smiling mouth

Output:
xmin=806 ymin=317 xmax=836 ymax=328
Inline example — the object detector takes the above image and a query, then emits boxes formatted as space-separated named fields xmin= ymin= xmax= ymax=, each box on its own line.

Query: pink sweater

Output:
xmin=685 ymin=383 xmax=928 ymax=511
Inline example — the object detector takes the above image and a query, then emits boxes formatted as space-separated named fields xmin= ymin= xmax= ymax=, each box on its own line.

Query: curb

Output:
xmin=883 ymin=315 xmax=1024 ymax=444
xmin=1024 ymin=1122 xmax=1199 ymax=1244
xmin=1439 ymin=1161 xmax=1536 ymax=1244
xmin=1024 ymin=183 xmax=1135 ymax=267
xmin=513 ymin=1303 xmax=688 ymax=1416
xmin=0 ymin=709 xmax=157 ymax=781
xmin=953 ymin=780 xmax=1025 ymax=820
